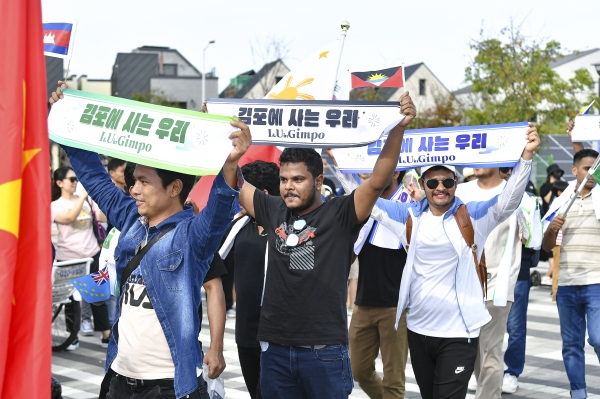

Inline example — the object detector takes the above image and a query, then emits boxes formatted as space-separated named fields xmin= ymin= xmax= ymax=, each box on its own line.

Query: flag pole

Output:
xmin=560 ymin=154 xmax=600 ymax=216
xmin=64 ymin=59 xmax=71 ymax=83
xmin=332 ymin=20 xmax=350 ymax=98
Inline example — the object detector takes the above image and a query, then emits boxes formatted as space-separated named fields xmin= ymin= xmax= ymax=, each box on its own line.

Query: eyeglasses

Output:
xmin=285 ymin=218 xmax=307 ymax=247
xmin=64 ymin=177 xmax=78 ymax=183
xmin=424 ymin=178 xmax=455 ymax=190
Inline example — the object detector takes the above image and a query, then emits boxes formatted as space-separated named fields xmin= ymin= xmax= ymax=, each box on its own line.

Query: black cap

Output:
xmin=546 ymin=164 xmax=564 ymax=178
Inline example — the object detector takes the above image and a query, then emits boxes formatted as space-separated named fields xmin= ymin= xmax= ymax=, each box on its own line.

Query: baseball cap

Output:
xmin=421 ymin=164 xmax=457 ymax=177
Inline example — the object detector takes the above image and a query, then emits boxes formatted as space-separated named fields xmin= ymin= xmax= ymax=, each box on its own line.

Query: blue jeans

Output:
xmin=556 ymin=284 xmax=600 ymax=399
xmin=504 ymin=279 xmax=531 ymax=377
xmin=260 ymin=343 xmax=353 ymax=399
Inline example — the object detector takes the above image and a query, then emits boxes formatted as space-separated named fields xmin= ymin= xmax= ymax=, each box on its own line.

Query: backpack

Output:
xmin=406 ymin=204 xmax=488 ymax=298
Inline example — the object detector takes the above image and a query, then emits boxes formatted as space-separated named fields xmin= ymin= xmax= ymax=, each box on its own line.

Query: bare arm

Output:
xmin=542 ymin=216 xmax=565 ymax=252
xmin=223 ymin=120 xmax=252 ymax=190
xmin=203 ymin=277 xmax=226 ymax=379
xmin=53 ymin=189 xmax=88 ymax=224
xmin=353 ymin=92 xmax=417 ymax=222
xmin=567 ymin=119 xmax=585 ymax=153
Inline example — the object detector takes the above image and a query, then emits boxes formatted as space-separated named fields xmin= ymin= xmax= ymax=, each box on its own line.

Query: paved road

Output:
xmin=53 ymin=276 xmax=600 ymax=398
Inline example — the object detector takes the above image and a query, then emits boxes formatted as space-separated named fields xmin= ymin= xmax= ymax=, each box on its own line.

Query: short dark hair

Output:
xmin=155 ymin=168 xmax=196 ymax=206
xmin=124 ymin=162 xmax=137 ymax=189
xmin=242 ymin=161 xmax=280 ymax=195
xmin=573 ymin=149 xmax=599 ymax=166
xmin=279 ymin=148 xmax=323 ymax=178
xmin=51 ymin=166 xmax=73 ymax=201
xmin=107 ymin=158 xmax=126 ymax=172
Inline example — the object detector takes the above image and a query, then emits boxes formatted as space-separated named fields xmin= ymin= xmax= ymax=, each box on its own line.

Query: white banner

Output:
xmin=571 ymin=114 xmax=600 ymax=142
xmin=332 ymin=122 xmax=529 ymax=173
xmin=49 ymin=89 xmax=237 ymax=175
xmin=207 ymin=98 xmax=404 ymax=148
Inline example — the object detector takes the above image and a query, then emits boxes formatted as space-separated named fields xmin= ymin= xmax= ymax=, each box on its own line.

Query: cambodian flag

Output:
xmin=43 ymin=21 xmax=77 ymax=59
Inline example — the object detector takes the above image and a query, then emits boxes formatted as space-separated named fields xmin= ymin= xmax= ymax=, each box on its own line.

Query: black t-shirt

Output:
xmin=253 ymin=190 xmax=364 ymax=346
xmin=356 ymin=225 xmax=406 ymax=307
xmin=229 ymin=219 xmax=267 ymax=348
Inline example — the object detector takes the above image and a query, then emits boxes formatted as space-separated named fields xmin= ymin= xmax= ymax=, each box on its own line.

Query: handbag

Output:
xmin=87 ymin=198 xmax=107 ymax=245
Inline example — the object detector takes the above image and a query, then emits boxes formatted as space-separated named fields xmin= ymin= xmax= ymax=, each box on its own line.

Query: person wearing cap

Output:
xmin=462 ymin=168 xmax=476 ymax=183
xmin=369 ymin=124 xmax=539 ymax=399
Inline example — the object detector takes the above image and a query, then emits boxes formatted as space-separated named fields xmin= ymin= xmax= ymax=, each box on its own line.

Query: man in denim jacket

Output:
xmin=50 ymin=83 xmax=251 ymax=399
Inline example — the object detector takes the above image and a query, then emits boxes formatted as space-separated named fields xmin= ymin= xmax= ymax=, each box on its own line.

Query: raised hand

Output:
xmin=521 ymin=122 xmax=540 ymax=160
xmin=227 ymin=119 xmax=252 ymax=164
xmin=397 ymin=91 xmax=417 ymax=128
xmin=49 ymin=80 xmax=68 ymax=106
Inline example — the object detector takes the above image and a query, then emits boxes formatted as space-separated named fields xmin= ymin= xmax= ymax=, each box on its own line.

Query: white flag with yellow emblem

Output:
xmin=266 ymin=39 xmax=343 ymax=101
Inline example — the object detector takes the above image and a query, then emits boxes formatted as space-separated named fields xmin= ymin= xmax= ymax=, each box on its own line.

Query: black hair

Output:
xmin=124 ymin=162 xmax=137 ymax=190
xmin=51 ymin=166 xmax=73 ymax=201
xmin=552 ymin=180 xmax=569 ymax=197
xmin=107 ymin=158 xmax=126 ymax=172
xmin=154 ymin=168 xmax=196 ymax=206
xmin=242 ymin=161 xmax=280 ymax=195
xmin=279 ymin=148 xmax=323 ymax=178
xmin=396 ymin=170 xmax=406 ymax=184
xmin=573 ymin=149 xmax=599 ymax=166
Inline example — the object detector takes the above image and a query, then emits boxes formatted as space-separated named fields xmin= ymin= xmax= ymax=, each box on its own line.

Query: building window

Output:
xmin=419 ymin=79 xmax=426 ymax=96
xmin=163 ymin=64 xmax=177 ymax=76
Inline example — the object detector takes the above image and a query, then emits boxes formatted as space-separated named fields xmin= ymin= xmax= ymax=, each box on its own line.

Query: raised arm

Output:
xmin=353 ymin=92 xmax=417 ymax=222
xmin=188 ymin=120 xmax=251 ymax=261
xmin=370 ymin=198 xmax=413 ymax=245
xmin=567 ymin=119 xmax=585 ymax=153
xmin=468 ymin=123 xmax=540 ymax=237
xmin=53 ymin=188 xmax=88 ymax=224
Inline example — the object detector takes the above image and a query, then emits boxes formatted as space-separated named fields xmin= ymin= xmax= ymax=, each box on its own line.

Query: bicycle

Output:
xmin=51 ymin=258 xmax=92 ymax=352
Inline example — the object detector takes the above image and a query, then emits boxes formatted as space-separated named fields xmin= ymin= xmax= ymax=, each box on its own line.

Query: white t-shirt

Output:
xmin=111 ymin=266 xmax=175 ymax=379
xmin=408 ymin=210 xmax=480 ymax=338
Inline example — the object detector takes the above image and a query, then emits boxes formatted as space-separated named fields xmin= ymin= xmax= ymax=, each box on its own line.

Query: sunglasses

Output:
xmin=285 ymin=218 xmax=307 ymax=247
xmin=499 ymin=167 xmax=512 ymax=174
xmin=424 ymin=178 xmax=455 ymax=190
xmin=64 ymin=177 xmax=78 ymax=183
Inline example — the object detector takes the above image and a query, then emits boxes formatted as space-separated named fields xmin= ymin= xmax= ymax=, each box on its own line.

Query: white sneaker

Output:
xmin=467 ymin=375 xmax=477 ymax=392
xmin=80 ymin=319 xmax=94 ymax=336
xmin=66 ymin=339 xmax=79 ymax=351
xmin=226 ymin=309 xmax=236 ymax=318
xmin=502 ymin=373 xmax=518 ymax=393
xmin=541 ymin=276 xmax=552 ymax=286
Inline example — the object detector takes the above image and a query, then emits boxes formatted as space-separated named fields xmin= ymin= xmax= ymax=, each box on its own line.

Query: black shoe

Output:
xmin=101 ymin=336 xmax=110 ymax=348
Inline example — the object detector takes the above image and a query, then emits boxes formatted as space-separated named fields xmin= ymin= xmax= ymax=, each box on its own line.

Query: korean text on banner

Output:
xmin=332 ymin=122 xmax=529 ymax=173
xmin=49 ymin=89 xmax=238 ymax=175
xmin=207 ymin=98 xmax=404 ymax=148
xmin=571 ymin=114 xmax=600 ymax=142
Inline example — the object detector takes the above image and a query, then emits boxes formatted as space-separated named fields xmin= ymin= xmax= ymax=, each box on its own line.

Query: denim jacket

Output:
xmin=63 ymin=146 xmax=238 ymax=398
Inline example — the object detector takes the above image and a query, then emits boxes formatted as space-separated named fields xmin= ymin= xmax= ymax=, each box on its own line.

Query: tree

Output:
xmin=131 ymin=89 xmax=180 ymax=108
xmin=248 ymin=35 xmax=292 ymax=98
xmin=463 ymin=22 xmax=599 ymax=134
xmin=411 ymin=94 xmax=463 ymax=129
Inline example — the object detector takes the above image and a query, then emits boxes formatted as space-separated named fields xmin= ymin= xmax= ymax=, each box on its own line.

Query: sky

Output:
xmin=42 ymin=0 xmax=599 ymax=94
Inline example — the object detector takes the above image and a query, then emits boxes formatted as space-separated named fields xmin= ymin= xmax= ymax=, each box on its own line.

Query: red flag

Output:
xmin=188 ymin=146 xmax=282 ymax=212
xmin=0 ymin=0 xmax=52 ymax=397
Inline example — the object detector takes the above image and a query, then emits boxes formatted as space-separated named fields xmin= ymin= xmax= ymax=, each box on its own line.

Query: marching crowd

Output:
xmin=49 ymin=81 xmax=599 ymax=399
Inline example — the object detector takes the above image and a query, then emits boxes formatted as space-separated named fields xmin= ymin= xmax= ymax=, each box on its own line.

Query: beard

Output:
xmin=286 ymin=185 xmax=318 ymax=213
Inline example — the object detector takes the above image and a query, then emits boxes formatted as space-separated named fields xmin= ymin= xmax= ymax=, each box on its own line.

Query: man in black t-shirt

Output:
xmin=237 ymin=92 xmax=416 ymax=398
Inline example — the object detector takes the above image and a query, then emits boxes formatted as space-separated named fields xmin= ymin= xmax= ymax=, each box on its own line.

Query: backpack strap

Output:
xmin=454 ymin=205 xmax=487 ymax=298
xmin=405 ymin=214 xmax=413 ymax=249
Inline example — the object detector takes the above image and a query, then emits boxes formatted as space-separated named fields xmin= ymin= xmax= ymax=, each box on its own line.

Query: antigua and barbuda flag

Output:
xmin=43 ymin=20 xmax=77 ymax=59
xmin=351 ymin=65 xmax=405 ymax=89
xmin=70 ymin=266 xmax=111 ymax=303
xmin=579 ymin=100 xmax=595 ymax=115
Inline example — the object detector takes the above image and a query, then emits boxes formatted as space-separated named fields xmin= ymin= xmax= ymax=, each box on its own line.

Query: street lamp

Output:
xmin=202 ymin=40 xmax=215 ymax=108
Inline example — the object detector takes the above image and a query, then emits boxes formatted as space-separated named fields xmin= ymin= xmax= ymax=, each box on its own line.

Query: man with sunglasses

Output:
xmin=370 ymin=123 xmax=540 ymax=399
xmin=236 ymin=91 xmax=417 ymax=398
xmin=456 ymin=162 xmax=537 ymax=397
